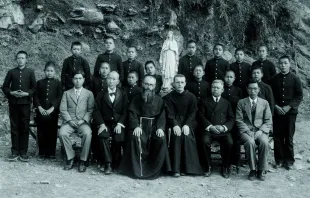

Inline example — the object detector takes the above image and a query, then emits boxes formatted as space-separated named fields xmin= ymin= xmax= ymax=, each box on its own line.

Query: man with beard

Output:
xmin=163 ymin=74 xmax=203 ymax=177
xmin=119 ymin=75 xmax=171 ymax=179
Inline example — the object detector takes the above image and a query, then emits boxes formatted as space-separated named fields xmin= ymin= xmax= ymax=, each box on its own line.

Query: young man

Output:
xmin=123 ymin=71 xmax=142 ymax=103
xmin=59 ymin=70 xmax=95 ymax=172
xmin=236 ymin=79 xmax=272 ymax=181
xmin=198 ymin=80 xmax=235 ymax=178
xmin=2 ymin=51 xmax=36 ymax=162
xmin=270 ymin=55 xmax=303 ymax=170
xmin=94 ymin=37 xmax=124 ymax=82
xmin=91 ymin=62 xmax=110 ymax=98
xmin=204 ymin=44 xmax=230 ymax=84
xmin=120 ymin=75 xmax=170 ymax=179
xmin=251 ymin=66 xmax=275 ymax=115
xmin=230 ymin=48 xmax=251 ymax=89
xmin=251 ymin=45 xmax=276 ymax=84
xmin=123 ymin=46 xmax=144 ymax=86
xmin=178 ymin=40 xmax=203 ymax=81
xmin=163 ymin=74 xmax=203 ymax=177
xmin=145 ymin=60 xmax=163 ymax=94
xmin=92 ymin=71 xmax=128 ymax=174
xmin=61 ymin=41 xmax=91 ymax=90
xmin=185 ymin=65 xmax=210 ymax=100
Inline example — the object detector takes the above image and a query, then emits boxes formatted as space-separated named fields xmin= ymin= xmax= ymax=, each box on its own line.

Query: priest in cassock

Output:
xmin=163 ymin=74 xmax=204 ymax=177
xmin=119 ymin=75 xmax=171 ymax=179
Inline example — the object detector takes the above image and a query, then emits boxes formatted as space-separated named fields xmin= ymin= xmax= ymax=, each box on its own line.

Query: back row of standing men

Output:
xmin=2 ymin=37 xmax=303 ymax=181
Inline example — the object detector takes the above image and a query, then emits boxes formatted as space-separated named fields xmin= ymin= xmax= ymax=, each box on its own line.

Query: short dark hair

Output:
xmin=100 ymin=61 xmax=110 ymax=67
xmin=258 ymin=45 xmax=268 ymax=51
xmin=128 ymin=46 xmax=137 ymax=51
xmin=187 ymin=39 xmax=196 ymax=46
xmin=246 ymin=78 xmax=258 ymax=87
xmin=251 ymin=65 xmax=263 ymax=74
xmin=174 ymin=74 xmax=186 ymax=82
xmin=72 ymin=70 xmax=85 ymax=78
xmin=105 ymin=36 xmax=115 ymax=42
xmin=225 ymin=69 xmax=236 ymax=76
xmin=71 ymin=41 xmax=82 ymax=49
xmin=16 ymin=51 xmax=28 ymax=58
xmin=194 ymin=65 xmax=204 ymax=70
xmin=235 ymin=48 xmax=244 ymax=54
xmin=213 ymin=43 xmax=224 ymax=51
xmin=44 ymin=61 xmax=56 ymax=71
xmin=128 ymin=70 xmax=139 ymax=79
xmin=144 ymin=60 xmax=156 ymax=70
xmin=279 ymin=55 xmax=291 ymax=62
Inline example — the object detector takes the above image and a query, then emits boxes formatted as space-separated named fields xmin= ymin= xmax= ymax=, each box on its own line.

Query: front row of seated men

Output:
xmin=58 ymin=68 xmax=275 ymax=181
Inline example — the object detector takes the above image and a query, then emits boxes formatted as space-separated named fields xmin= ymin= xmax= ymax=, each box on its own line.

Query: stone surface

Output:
xmin=0 ymin=1 xmax=24 ymax=29
xmin=69 ymin=7 xmax=103 ymax=24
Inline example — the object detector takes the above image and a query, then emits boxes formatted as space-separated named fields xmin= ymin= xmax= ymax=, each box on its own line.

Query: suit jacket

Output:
xmin=198 ymin=97 xmax=235 ymax=133
xmin=236 ymin=97 xmax=272 ymax=134
xmin=92 ymin=88 xmax=128 ymax=127
xmin=60 ymin=88 xmax=95 ymax=124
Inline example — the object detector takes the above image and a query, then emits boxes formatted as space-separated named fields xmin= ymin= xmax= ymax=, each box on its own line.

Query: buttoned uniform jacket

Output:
xmin=185 ymin=79 xmax=211 ymax=100
xmin=2 ymin=67 xmax=36 ymax=104
xmin=123 ymin=84 xmax=142 ymax=103
xmin=123 ymin=59 xmax=144 ymax=86
xmin=178 ymin=54 xmax=203 ymax=81
xmin=251 ymin=59 xmax=276 ymax=84
xmin=204 ymin=57 xmax=230 ymax=84
xmin=230 ymin=61 xmax=251 ymax=88
xmin=59 ymin=88 xmax=95 ymax=124
xmin=235 ymin=97 xmax=272 ymax=134
xmin=94 ymin=52 xmax=124 ymax=81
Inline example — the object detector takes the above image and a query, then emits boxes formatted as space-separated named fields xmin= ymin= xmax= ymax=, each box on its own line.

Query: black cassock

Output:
xmin=163 ymin=90 xmax=203 ymax=175
xmin=119 ymin=94 xmax=171 ymax=179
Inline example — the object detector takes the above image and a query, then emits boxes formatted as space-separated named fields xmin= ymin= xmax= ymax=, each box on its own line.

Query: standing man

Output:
xmin=2 ymin=51 xmax=36 ymax=162
xmin=236 ymin=79 xmax=272 ymax=181
xmin=120 ymin=75 xmax=171 ymax=179
xmin=270 ymin=55 xmax=303 ymax=170
xmin=163 ymin=74 xmax=203 ymax=177
xmin=198 ymin=80 xmax=235 ymax=178
xmin=59 ymin=70 xmax=95 ymax=172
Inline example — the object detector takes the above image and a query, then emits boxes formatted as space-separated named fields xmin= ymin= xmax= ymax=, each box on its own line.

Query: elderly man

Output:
xmin=119 ymin=75 xmax=170 ymax=179
xmin=236 ymin=79 xmax=272 ymax=181
xmin=198 ymin=79 xmax=235 ymax=178
xmin=59 ymin=70 xmax=95 ymax=172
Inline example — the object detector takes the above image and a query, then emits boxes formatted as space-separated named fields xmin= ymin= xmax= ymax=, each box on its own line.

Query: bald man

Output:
xmin=93 ymin=71 xmax=128 ymax=174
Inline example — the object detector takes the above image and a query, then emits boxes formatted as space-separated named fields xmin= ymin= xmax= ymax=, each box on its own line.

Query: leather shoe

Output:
xmin=221 ymin=167 xmax=230 ymax=179
xmin=78 ymin=160 xmax=87 ymax=172
xmin=273 ymin=162 xmax=283 ymax=169
xmin=104 ymin=163 xmax=112 ymax=175
xmin=257 ymin=170 xmax=266 ymax=181
xmin=204 ymin=167 xmax=212 ymax=177
xmin=285 ymin=163 xmax=294 ymax=170
xmin=248 ymin=170 xmax=256 ymax=181
xmin=173 ymin=172 xmax=180 ymax=177
xmin=64 ymin=159 xmax=74 ymax=170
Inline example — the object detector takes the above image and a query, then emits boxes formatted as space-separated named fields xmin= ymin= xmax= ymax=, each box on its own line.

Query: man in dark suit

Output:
xmin=93 ymin=71 xmax=128 ymax=174
xmin=59 ymin=70 xmax=95 ymax=172
xmin=236 ymin=79 xmax=272 ymax=181
xmin=198 ymin=79 xmax=235 ymax=178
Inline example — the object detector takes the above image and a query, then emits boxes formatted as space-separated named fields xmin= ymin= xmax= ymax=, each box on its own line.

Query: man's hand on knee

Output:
xmin=156 ymin=129 xmax=165 ymax=137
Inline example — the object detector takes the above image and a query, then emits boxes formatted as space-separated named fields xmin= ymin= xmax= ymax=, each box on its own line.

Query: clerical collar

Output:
xmin=74 ymin=87 xmax=83 ymax=92
xmin=108 ymin=87 xmax=116 ymax=93
xmin=212 ymin=96 xmax=221 ymax=102
xmin=249 ymin=97 xmax=258 ymax=104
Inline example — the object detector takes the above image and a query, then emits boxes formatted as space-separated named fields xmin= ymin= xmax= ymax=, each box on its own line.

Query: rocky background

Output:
xmin=0 ymin=0 xmax=309 ymax=134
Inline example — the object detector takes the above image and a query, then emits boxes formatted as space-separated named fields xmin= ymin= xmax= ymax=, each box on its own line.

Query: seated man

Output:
xmin=198 ymin=80 xmax=235 ymax=178
xmin=120 ymin=75 xmax=171 ymax=179
xmin=92 ymin=71 xmax=128 ymax=174
xmin=59 ymin=70 xmax=95 ymax=172
xmin=236 ymin=79 xmax=272 ymax=181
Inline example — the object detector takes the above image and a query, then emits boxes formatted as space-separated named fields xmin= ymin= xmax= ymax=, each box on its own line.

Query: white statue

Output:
xmin=159 ymin=30 xmax=179 ymax=91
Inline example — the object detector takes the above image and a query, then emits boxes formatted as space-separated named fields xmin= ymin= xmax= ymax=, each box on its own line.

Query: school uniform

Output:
xmin=178 ymin=54 xmax=203 ymax=81
xmin=205 ymin=57 xmax=230 ymax=84
xmin=2 ymin=66 xmax=36 ymax=155
xmin=251 ymin=59 xmax=276 ymax=84
xmin=230 ymin=61 xmax=251 ymax=89
xmin=91 ymin=76 xmax=108 ymax=98
xmin=185 ymin=79 xmax=210 ymax=100
xmin=123 ymin=84 xmax=142 ymax=103
xmin=123 ymin=60 xmax=144 ymax=86
xmin=34 ymin=78 xmax=62 ymax=157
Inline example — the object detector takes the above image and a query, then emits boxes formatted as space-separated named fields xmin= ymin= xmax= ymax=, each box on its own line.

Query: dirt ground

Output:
xmin=0 ymin=117 xmax=309 ymax=198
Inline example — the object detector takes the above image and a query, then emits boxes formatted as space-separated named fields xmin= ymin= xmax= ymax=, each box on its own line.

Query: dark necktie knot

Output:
xmin=109 ymin=92 xmax=116 ymax=96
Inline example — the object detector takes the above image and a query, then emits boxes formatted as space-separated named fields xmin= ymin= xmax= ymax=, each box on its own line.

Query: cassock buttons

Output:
xmin=111 ymin=117 xmax=114 ymax=120
xmin=129 ymin=91 xmax=131 ymax=94
xmin=46 ymin=98 xmax=48 ymax=100
xmin=101 ymin=89 xmax=103 ymax=91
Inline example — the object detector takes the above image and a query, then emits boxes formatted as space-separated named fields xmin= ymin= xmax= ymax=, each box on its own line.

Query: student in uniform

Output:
xmin=123 ymin=47 xmax=144 ymax=86
xmin=91 ymin=62 xmax=111 ymax=98
xmin=178 ymin=40 xmax=203 ymax=81
xmin=145 ymin=60 xmax=163 ymax=95
xmin=123 ymin=71 xmax=142 ymax=103
xmin=34 ymin=61 xmax=62 ymax=160
xmin=204 ymin=44 xmax=230 ymax=84
xmin=185 ymin=65 xmax=210 ymax=100
xmin=94 ymin=37 xmax=124 ymax=82
xmin=2 ymin=51 xmax=36 ymax=162
xmin=61 ymin=41 xmax=91 ymax=90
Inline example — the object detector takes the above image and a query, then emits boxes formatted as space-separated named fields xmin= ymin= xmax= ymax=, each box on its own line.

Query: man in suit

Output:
xmin=93 ymin=71 xmax=128 ymax=174
xmin=198 ymin=79 xmax=235 ymax=178
xmin=59 ymin=70 xmax=95 ymax=172
xmin=236 ymin=79 xmax=272 ymax=181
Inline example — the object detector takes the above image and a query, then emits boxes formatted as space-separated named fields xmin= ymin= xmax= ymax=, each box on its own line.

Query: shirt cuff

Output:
xmin=117 ymin=123 xmax=125 ymax=128
xmin=206 ymin=125 xmax=212 ymax=131
xmin=222 ymin=125 xmax=228 ymax=132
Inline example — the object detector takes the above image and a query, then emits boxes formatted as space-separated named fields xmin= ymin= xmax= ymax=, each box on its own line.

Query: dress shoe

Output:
xmin=64 ymin=159 xmax=74 ymax=170
xmin=37 ymin=155 xmax=45 ymax=161
xmin=273 ymin=162 xmax=283 ymax=169
xmin=19 ymin=155 xmax=30 ymax=162
xmin=248 ymin=170 xmax=256 ymax=181
xmin=78 ymin=160 xmax=87 ymax=172
xmin=221 ymin=167 xmax=230 ymax=179
xmin=173 ymin=172 xmax=180 ymax=177
xmin=285 ymin=163 xmax=294 ymax=170
xmin=257 ymin=170 xmax=266 ymax=181
xmin=104 ymin=163 xmax=112 ymax=175
xmin=7 ymin=154 xmax=19 ymax=161
xmin=204 ymin=167 xmax=212 ymax=177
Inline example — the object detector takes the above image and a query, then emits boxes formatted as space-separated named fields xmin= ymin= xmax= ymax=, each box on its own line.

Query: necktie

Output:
xmin=251 ymin=101 xmax=256 ymax=123
xmin=215 ymin=97 xmax=219 ymax=103
xmin=76 ymin=90 xmax=80 ymax=100
xmin=109 ymin=92 xmax=116 ymax=97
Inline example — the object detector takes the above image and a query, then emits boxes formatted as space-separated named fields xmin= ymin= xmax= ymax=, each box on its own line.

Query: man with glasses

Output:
xmin=119 ymin=75 xmax=171 ymax=179
xmin=236 ymin=79 xmax=272 ymax=181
